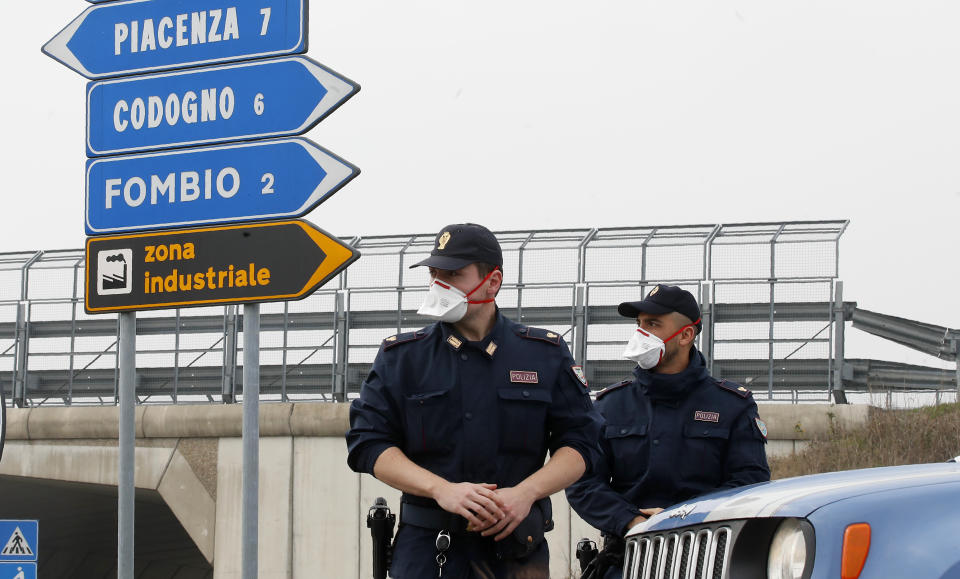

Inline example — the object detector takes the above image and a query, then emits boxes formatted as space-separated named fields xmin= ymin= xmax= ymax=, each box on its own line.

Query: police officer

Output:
xmin=565 ymin=285 xmax=770 ymax=579
xmin=347 ymin=223 xmax=601 ymax=578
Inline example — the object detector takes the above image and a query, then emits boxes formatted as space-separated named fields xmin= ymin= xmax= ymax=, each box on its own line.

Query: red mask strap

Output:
xmin=466 ymin=267 xmax=499 ymax=304
xmin=663 ymin=318 xmax=701 ymax=343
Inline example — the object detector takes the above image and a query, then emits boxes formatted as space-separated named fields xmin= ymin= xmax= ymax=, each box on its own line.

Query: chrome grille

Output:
xmin=663 ymin=534 xmax=676 ymax=578
xmin=676 ymin=532 xmax=693 ymax=578
xmin=624 ymin=525 xmax=734 ymax=579
xmin=650 ymin=536 xmax=662 ymax=577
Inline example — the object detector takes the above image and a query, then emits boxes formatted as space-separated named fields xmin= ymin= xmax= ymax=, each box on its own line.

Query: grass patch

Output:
xmin=770 ymin=402 xmax=960 ymax=479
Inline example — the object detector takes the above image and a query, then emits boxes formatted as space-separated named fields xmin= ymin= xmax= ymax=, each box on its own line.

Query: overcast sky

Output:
xmin=3 ymin=1 xmax=960 ymax=368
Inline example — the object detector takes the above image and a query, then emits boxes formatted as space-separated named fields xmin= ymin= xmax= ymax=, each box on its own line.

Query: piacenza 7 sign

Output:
xmin=44 ymin=0 xmax=306 ymax=79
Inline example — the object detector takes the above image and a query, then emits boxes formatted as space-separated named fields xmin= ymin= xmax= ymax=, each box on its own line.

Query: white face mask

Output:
xmin=622 ymin=319 xmax=700 ymax=369
xmin=622 ymin=328 xmax=666 ymax=369
xmin=417 ymin=268 xmax=498 ymax=323
xmin=417 ymin=280 xmax=470 ymax=323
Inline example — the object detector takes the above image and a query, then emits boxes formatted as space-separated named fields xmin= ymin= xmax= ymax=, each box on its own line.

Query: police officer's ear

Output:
xmin=474 ymin=262 xmax=502 ymax=298
xmin=677 ymin=324 xmax=697 ymax=347
xmin=486 ymin=267 xmax=503 ymax=298
xmin=672 ymin=313 xmax=697 ymax=347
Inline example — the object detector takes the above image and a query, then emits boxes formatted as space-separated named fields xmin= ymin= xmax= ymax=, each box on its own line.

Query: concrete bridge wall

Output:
xmin=0 ymin=402 xmax=868 ymax=578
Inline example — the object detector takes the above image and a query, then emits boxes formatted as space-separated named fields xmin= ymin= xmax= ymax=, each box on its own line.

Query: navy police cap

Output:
xmin=410 ymin=223 xmax=503 ymax=270
xmin=618 ymin=284 xmax=702 ymax=332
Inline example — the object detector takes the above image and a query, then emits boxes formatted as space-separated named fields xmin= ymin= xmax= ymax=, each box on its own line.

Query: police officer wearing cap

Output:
xmin=566 ymin=285 xmax=770 ymax=579
xmin=347 ymin=223 xmax=601 ymax=578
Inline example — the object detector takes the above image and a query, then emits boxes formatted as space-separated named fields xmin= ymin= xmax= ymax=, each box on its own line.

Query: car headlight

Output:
xmin=768 ymin=519 xmax=810 ymax=579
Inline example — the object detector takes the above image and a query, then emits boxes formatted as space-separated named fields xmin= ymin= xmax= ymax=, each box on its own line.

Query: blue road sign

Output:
xmin=42 ymin=0 xmax=306 ymax=79
xmin=86 ymin=56 xmax=358 ymax=157
xmin=86 ymin=138 xmax=359 ymax=234
xmin=0 ymin=563 xmax=36 ymax=579
xmin=0 ymin=521 xmax=37 ymax=562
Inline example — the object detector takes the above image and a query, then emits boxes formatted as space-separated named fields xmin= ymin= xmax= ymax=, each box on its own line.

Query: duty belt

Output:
xmin=601 ymin=533 xmax=626 ymax=555
xmin=399 ymin=501 xmax=470 ymax=534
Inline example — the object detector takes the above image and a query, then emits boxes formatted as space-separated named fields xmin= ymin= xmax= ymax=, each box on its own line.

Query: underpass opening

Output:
xmin=0 ymin=475 xmax=211 ymax=579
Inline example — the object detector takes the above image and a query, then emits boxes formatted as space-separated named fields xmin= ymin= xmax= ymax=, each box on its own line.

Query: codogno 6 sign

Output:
xmin=86 ymin=57 xmax=358 ymax=156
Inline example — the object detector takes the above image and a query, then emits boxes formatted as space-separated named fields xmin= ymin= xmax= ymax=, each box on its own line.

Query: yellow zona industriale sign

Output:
xmin=85 ymin=219 xmax=358 ymax=313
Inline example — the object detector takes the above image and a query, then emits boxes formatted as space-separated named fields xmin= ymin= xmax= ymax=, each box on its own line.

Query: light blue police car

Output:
xmin=621 ymin=460 xmax=960 ymax=579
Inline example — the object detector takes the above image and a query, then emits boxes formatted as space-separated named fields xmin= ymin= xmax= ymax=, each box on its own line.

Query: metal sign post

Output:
xmin=118 ymin=311 xmax=136 ymax=578
xmin=241 ymin=303 xmax=259 ymax=579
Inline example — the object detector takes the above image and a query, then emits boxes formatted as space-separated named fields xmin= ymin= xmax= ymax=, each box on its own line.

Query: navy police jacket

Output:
xmin=565 ymin=348 xmax=770 ymax=536
xmin=346 ymin=310 xmax=601 ymax=502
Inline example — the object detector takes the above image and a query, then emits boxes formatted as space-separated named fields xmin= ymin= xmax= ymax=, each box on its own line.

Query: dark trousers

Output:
xmin=389 ymin=524 xmax=550 ymax=579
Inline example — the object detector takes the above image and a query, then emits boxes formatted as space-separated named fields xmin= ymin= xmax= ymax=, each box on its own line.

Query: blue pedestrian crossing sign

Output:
xmin=0 ymin=563 xmax=37 ymax=579
xmin=0 ymin=522 xmax=37 ymax=562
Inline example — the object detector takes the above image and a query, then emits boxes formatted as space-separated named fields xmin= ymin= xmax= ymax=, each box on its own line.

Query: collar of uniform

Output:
xmin=635 ymin=347 xmax=710 ymax=401
xmin=440 ymin=323 xmax=465 ymax=351
xmin=439 ymin=309 xmax=507 ymax=358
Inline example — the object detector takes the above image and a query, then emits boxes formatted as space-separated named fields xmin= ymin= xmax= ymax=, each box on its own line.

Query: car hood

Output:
xmin=632 ymin=462 xmax=960 ymax=534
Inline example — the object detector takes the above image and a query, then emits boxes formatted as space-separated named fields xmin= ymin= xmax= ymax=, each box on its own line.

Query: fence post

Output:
xmin=832 ymin=281 xmax=848 ymax=404
xmin=333 ymin=290 xmax=350 ymax=402
xmin=13 ymin=251 xmax=42 ymax=408
xmin=700 ymin=284 xmax=713 ymax=374
xmin=572 ymin=284 xmax=588 ymax=370
xmin=767 ymin=226 xmax=785 ymax=399
xmin=12 ymin=302 xmax=29 ymax=408
xmin=222 ymin=305 xmax=239 ymax=403
xmin=937 ymin=355 xmax=960 ymax=402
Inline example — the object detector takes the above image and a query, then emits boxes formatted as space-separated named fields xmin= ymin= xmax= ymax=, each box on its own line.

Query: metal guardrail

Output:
xmin=0 ymin=221 xmax=864 ymax=406
xmin=852 ymin=308 xmax=960 ymax=362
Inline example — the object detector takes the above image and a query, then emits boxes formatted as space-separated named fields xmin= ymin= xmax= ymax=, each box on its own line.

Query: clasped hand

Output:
xmin=434 ymin=482 xmax=537 ymax=541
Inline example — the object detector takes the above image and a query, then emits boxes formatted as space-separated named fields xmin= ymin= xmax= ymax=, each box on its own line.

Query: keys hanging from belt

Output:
xmin=435 ymin=529 xmax=451 ymax=577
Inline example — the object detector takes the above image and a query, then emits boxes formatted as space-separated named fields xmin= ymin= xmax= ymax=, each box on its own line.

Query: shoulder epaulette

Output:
xmin=713 ymin=378 xmax=752 ymax=399
xmin=596 ymin=379 xmax=633 ymax=400
xmin=382 ymin=330 xmax=426 ymax=350
xmin=515 ymin=326 xmax=562 ymax=345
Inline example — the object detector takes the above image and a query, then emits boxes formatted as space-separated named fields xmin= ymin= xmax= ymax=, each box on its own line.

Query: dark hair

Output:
xmin=475 ymin=262 xmax=501 ymax=278
xmin=474 ymin=262 xmax=502 ymax=297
